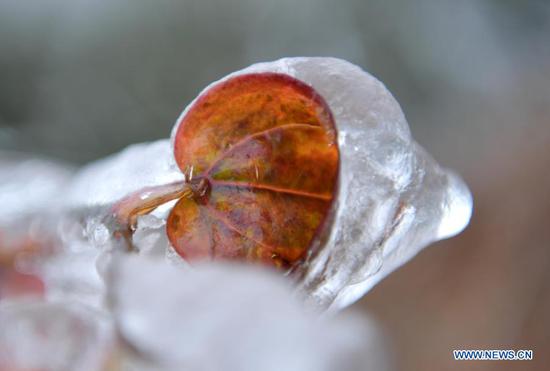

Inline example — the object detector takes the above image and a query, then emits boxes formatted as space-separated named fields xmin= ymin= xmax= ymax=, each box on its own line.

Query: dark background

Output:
xmin=1 ymin=1 xmax=549 ymax=370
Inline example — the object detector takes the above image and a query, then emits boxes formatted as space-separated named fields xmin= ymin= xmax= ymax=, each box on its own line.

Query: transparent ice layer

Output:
xmin=108 ymin=256 xmax=391 ymax=371
xmin=67 ymin=57 xmax=471 ymax=311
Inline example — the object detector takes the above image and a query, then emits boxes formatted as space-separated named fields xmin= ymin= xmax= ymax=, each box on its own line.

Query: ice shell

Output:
xmin=0 ymin=300 xmax=113 ymax=371
xmin=171 ymin=57 xmax=472 ymax=310
xmin=108 ymin=256 xmax=391 ymax=371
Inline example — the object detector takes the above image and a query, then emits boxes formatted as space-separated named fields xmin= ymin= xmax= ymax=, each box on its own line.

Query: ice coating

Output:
xmin=172 ymin=57 xmax=472 ymax=310
xmin=65 ymin=139 xmax=183 ymax=208
xmin=108 ymin=256 xmax=391 ymax=371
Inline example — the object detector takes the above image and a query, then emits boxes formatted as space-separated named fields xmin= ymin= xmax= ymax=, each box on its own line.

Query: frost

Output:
xmin=108 ymin=256 xmax=391 ymax=371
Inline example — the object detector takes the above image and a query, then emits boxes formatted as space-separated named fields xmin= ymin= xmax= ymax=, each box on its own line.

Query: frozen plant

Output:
xmin=67 ymin=57 xmax=472 ymax=310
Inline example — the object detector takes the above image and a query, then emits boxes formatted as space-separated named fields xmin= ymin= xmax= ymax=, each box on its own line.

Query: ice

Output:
xmin=65 ymin=139 xmax=183 ymax=208
xmin=171 ymin=57 xmax=473 ymax=310
xmin=0 ymin=155 xmax=107 ymax=309
xmin=37 ymin=244 xmax=105 ymax=307
xmin=0 ymin=299 xmax=113 ymax=371
xmin=132 ymin=214 xmax=169 ymax=256
xmin=0 ymin=152 xmax=74 ymax=228
xmin=108 ymin=256 xmax=391 ymax=371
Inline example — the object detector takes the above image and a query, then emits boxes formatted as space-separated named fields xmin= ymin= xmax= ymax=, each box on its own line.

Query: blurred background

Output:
xmin=1 ymin=0 xmax=548 ymax=370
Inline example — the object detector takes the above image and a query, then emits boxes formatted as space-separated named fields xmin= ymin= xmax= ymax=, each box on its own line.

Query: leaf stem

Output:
xmin=111 ymin=181 xmax=192 ymax=249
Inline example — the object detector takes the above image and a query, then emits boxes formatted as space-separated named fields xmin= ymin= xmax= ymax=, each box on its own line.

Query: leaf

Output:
xmin=168 ymin=73 xmax=339 ymax=268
